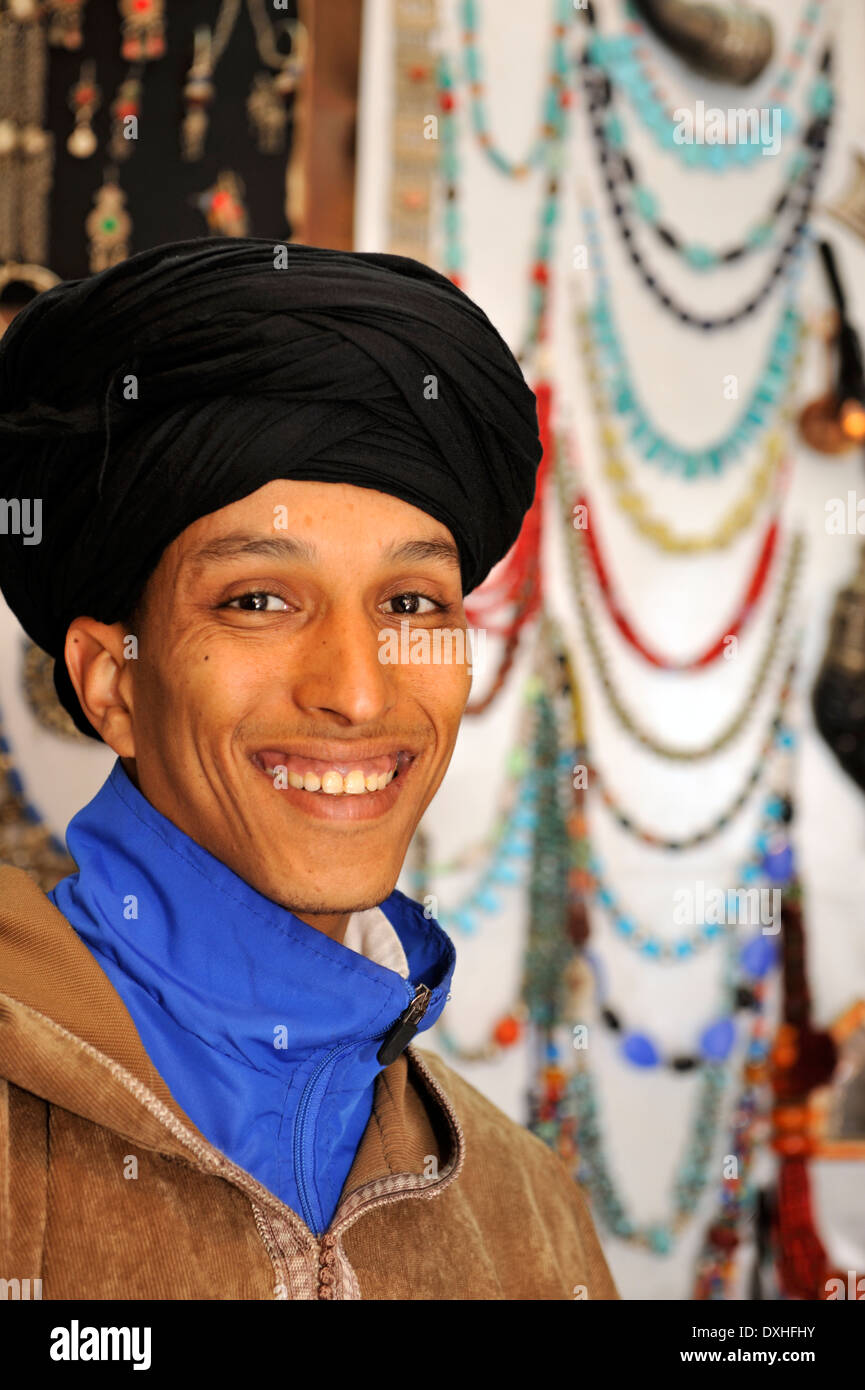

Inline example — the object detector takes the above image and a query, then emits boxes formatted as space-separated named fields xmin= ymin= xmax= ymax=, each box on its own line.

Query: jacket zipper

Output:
xmin=293 ymin=981 xmax=432 ymax=1234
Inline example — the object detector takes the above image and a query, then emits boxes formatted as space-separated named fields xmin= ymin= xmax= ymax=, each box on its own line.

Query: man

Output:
xmin=0 ymin=238 xmax=618 ymax=1300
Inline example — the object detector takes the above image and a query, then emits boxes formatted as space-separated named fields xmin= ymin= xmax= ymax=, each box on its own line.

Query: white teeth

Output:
xmin=271 ymin=763 xmax=400 ymax=795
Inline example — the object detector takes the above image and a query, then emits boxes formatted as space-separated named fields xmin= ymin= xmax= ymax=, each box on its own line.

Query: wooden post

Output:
xmin=287 ymin=0 xmax=365 ymax=249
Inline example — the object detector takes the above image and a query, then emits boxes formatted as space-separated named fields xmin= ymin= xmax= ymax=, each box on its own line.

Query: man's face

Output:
xmin=111 ymin=480 xmax=472 ymax=931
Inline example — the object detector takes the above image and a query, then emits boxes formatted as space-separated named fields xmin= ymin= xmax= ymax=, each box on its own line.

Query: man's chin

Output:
xmin=243 ymin=866 xmax=401 ymax=919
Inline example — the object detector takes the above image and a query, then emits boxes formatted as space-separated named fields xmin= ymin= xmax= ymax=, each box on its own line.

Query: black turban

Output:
xmin=0 ymin=237 xmax=542 ymax=740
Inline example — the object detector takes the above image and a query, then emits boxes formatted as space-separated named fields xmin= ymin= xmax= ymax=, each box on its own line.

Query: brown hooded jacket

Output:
xmin=0 ymin=865 xmax=619 ymax=1301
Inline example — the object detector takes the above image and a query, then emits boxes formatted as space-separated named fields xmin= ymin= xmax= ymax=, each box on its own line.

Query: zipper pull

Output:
xmin=376 ymin=983 xmax=432 ymax=1066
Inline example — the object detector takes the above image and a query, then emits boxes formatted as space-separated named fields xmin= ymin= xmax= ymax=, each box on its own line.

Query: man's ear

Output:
xmin=64 ymin=618 xmax=137 ymax=756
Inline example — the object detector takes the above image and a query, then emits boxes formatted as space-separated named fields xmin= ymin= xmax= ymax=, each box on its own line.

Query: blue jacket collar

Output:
xmin=48 ymin=760 xmax=455 ymax=1232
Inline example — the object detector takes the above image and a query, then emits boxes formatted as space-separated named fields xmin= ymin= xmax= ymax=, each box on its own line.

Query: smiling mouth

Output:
xmin=252 ymin=749 xmax=416 ymax=797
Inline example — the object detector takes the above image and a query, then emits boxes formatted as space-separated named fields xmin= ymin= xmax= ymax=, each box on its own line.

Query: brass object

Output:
xmin=0 ymin=259 xmax=59 ymax=294
xmin=180 ymin=0 xmax=242 ymax=162
xmin=798 ymin=394 xmax=860 ymax=455
xmin=826 ymin=150 xmax=865 ymax=246
xmin=196 ymin=170 xmax=249 ymax=236
xmin=46 ymin=0 xmax=87 ymax=51
xmin=0 ymin=258 xmax=59 ymax=335
xmin=0 ymin=5 xmax=55 ymax=265
xmin=818 ymin=544 xmax=865 ymax=678
xmin=86 ymin=173 xmax=132 ymax=272
xmin=812 ymin=545 xmax=865 ymax=795
xmin=245 ymin=3 xmax=309 ymax=155
xmin=22 ymin=640 xmax=87 ymax=741
xmin=631 ymin=0 xmax=773 ymax=86
xmin=67 ymin=58 xmax=101 ymax=159
xmin=798 ymin=310 xmax=862 ymax=456
xmin=389 ymin=0 xmax=438 ymax=260
xmin=118 ymin=0 xmax=165 ymax=63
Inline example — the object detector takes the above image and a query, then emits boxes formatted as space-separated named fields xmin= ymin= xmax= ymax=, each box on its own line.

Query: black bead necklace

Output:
xmin=580 ymin=46 xmax=833 ymax=333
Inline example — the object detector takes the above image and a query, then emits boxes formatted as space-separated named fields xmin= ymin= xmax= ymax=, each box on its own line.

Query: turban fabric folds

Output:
xmin=0 ymin=237 xmax=542 ymax=739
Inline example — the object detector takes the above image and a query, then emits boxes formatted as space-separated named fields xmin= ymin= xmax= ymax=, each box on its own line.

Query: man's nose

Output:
xmin=289 ymin=609 xmax=399 ymax=725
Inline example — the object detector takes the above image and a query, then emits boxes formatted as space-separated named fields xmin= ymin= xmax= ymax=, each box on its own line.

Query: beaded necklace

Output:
xmin=578 ymin=775 xmax=797 ymax=962
xmin=555 ymin=449 xmax=806 ymax=762
xmin=526 ymin=629 xmax=765 ymax=1251
xmin=590 ymin=936 xmax=775 ymax=1074
xmin=587 ymin=0 xmax=826 ymax=172
xmin=436 ymin=41 xmax=561 ymax=701
xmin=462 ymin=381 xmax=550 ymax=713
xmin=570 ymin=300 xmax=806 ymax=554
xmin=575 ymin=491 xmax=782 ymax=670
xmin=567 ymin=1002 xmax=727 ymax=1252
xmin=532 ymin=618 xmax=791 ymax=1254
xmin=436 ymin=47 xmax=569 ymax=363
xmin=581 ymin=655 xmax=797 ymax=852
xmin=592 ymin=60 xmax=832 ymax=276
xmin=692 ymin=978 xmax=771 ymax=1298
xmin=425 ymin=618 xmax=789 ymax=1069
xmin=582 ymin=50 xmax=833 ymax=332
xmin=569 ymin=541 xmax=803 ymax=762
xmin=582 ymin=205 xmax=805 ymax=476
xmin=408 ymin=754 xmax=538 ymax=938
xmin=457 ymin=0 xmax=575 ymax=178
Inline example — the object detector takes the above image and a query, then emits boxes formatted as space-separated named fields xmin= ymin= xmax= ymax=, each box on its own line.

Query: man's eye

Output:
xmin=384 ymin=592 xmax=445 ymax=615
xmin=223 ymin=591 xmax=288 ymax=612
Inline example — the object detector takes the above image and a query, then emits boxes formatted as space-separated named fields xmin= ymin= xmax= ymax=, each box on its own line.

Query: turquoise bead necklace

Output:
xmin=523 ymin=675 xmax=734 ymax=1255
xmin=409 ymin=760 xmax=539 ymax=937
xmin=525 ymin=628 xmax=793 ymax=1254
xmin=565 ymin=798 xmax=794 ymax=1254
xmin=457 ymin=0 xmax=575 ymax=178
xmin=581 ymin=202 xmax=806 ymax=477
xmin=580 ymin=750 xmax=797 ymax=963
xmin=581 ymin=46 xmax=833 ymax=331
xmin=586 ymin=0 xmax=826 ymax=172
xmin=406 ymin=663 xmax=545 ymax=937
xmin=594 ymin=61 xmax=833 ymax=274
xmin=436 ymin=39 xmax=571 ymax=362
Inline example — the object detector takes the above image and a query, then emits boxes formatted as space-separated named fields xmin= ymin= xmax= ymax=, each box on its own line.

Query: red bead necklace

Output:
xmin=463 ymin=380 xmax=551 ymax=714
xmin=572 ymin=482 xmax=787 ymax=672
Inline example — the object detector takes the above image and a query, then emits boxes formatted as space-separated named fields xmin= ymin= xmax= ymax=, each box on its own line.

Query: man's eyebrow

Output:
xmin=187 ymin=532 xmax=462 ymax=572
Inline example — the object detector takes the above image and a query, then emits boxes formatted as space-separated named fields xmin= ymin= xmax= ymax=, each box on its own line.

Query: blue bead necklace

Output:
xmin=581 ymin=202 xmax=806 ymax=476
xmin=586 ymin=0 xmax=826 ymax=172
xmin=591 ymin=55 xmax=833 ymax=274
xmin=436 ymin=39 xmax=572 ymax=362
xmin=581 ymin=47 xmax=833 ymax=331
xmin=457 ymin=0 xmax=575 ymax=178
xmin=586 ymin=932 xmax=776 ymax=1073
xmin=580 ymin=753 xmax=798 ymax=963
xmin=524 ymin=614 xmax=791 ymax=1255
